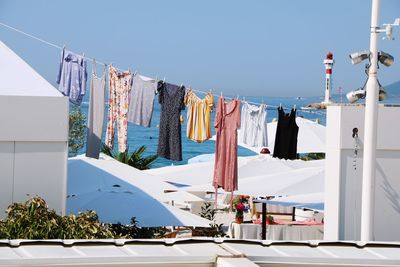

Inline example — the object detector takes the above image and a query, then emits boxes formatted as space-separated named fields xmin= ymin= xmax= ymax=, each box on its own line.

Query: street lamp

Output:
xmin=357 ymin=0 xmax=399 ymax=242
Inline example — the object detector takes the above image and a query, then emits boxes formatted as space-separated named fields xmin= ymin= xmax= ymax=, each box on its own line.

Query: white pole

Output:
xmin=360 ymin=0 xmax=380 ymax=242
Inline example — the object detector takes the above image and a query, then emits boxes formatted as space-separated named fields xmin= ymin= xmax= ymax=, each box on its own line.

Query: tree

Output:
xmin=101 ymin=145 xmax=158 ymax=170
xmin=68 ymin=105 xmax=86 ymax=157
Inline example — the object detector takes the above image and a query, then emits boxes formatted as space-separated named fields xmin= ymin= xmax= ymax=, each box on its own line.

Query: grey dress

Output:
xmin=157 ymin=83 xmax=185 ymax=161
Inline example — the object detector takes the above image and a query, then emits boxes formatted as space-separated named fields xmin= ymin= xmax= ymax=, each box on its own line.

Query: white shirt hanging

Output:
xmin=239 ymin=102 xmax=268 ymax=147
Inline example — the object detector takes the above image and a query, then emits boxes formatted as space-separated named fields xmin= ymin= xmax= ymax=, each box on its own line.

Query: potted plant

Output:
xmin=235 ymin=202 xmax=245 ymax=224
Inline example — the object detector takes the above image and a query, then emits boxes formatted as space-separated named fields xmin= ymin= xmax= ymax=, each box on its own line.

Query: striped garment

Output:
xmin=184 ymin=89 xmax=214 ymax=143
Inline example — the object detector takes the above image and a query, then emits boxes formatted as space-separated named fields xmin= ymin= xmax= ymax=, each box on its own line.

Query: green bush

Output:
xmin=0 ymin=197 xmax=114 ymax=239
xmin=0 ymin=197 xmax=172 ymax=239
xmin=102 ymin=144 xmax=158 ymax=170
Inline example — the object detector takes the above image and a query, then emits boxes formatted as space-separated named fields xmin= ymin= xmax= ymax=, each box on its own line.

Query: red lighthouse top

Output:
xmin=326 ymin=52 xmax=333 ymax=60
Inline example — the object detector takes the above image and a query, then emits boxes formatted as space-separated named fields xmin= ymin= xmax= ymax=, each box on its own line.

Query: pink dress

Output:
xmin=213 ymin=97 xmax=241 ymax=192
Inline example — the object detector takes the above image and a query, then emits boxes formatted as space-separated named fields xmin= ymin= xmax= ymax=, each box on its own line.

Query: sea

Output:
xmin=76 ymin=93 xmax=398 ymax=168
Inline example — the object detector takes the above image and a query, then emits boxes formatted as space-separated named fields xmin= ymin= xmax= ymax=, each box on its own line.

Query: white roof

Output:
xmin=0 ymin=41 xmax=62 ymax=97
xmin=1 ymin=239 xmax=400 ymax=266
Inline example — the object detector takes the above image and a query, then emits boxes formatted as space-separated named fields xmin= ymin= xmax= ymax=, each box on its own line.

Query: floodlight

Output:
xmin=346 ymin=86 xmax=386 ymax=103
xmin=378 ymin=80 xmax=387 ymax=101
xmin=378 ymin=51 xmax=394 ymax=67
xmin=349 ymin=50 xmax=370 ymax=65
xmin=346 ymin=88 xmax=366 ymax=103
xmin=378 ymin=88 xmax=387 ymax=101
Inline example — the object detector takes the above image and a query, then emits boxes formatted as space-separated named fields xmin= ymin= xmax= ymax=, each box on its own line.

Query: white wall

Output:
xmin=0 ymin=95 xmax=68 ymax=217
xmin=325 ymin=105 xmax=400 ymax=241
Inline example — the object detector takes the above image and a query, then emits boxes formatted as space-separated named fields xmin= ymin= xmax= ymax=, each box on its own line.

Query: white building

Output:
xmin=0 ymin=41 xmax=68 ymax=216
xmin=325 ymin=105 xmax=400 ymax=241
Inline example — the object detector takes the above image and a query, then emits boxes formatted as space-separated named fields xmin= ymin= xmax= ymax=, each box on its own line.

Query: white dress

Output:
xmin=239 ymin=102 xmax=268 ymax=147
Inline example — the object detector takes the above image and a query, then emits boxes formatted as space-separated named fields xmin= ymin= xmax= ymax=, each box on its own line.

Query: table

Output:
xmin=228 ymin=223 xmax=324 ymax=240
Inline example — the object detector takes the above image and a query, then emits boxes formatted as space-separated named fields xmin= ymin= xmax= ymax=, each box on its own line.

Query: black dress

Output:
xmin=157 ymin=82 xmax=185 ymax=161
xmin=272 ymin=106 xmax=299 ymax=160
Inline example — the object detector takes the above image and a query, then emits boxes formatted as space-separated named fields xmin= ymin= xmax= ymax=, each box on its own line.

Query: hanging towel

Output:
xmin=239 ymin=102 xmax=268 ymax=147
xmin=184 ymin=89 xmax=214 ymax=143
xmin=272 ymin=106 xmax=299 ymax=160
xmin=213 ymin=96 xmax=241 ymax=192
xmin=105 ymin=65 xmax=133 ymax=153
xmin=127 ymin=74 xmax=157 ymax=127
xmin=85 ymin=60 xmax=106 ymax=159
xmin=56 ymin=47 xmax=87 ymax=105
xmin=157 ymin=82 xmax=185 ymax=161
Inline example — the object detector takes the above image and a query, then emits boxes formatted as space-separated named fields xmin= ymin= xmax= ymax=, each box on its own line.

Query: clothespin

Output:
xmin=279 ymin=103 xmax=282 ymax=108
xmin=294 ymin=104 xmax=296 ymax=110
xmin=163 ymin=77 xmax=166 ymax=83
xmin=236 ymin=94 xmax=239 ymax=100
xmin=180 ymin=83 xmax=183 ymax=88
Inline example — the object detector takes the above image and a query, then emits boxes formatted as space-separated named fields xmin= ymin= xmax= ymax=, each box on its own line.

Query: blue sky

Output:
xmin=0 ymin=0 xmax=399 ymax=97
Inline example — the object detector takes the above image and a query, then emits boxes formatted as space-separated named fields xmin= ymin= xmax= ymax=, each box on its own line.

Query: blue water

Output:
xmin=76 ymin=93 xmax=333 ymax=168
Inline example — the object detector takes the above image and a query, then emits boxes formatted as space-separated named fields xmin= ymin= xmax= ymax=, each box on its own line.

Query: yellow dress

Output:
xmin=184 ymin=89 xmax=214 ymax=143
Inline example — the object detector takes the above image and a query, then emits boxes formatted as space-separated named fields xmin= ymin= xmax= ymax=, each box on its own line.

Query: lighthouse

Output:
xmin=322 ymin=52 xmax=334 ymax=104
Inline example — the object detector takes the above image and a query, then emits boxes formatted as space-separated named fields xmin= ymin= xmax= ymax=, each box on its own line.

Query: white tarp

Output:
xmin=256 ymin=192 xmax=325 ymax=211
xmin=67 ymin=185 xmax=211 ymax=227
xmin=146 ymin=155 xmax=324 ymax=188
xmin=68 ymin=154 xmax=200 ymax=203
xmin=67 ymin=155 xmax=210 ymax=227
xmin=181 ymin=166 xmax=325 ymax=197
xmin=222 ymin=117 xmax=326 ymax=154
xmin=267 ymin=117 xmax=326 ymax=153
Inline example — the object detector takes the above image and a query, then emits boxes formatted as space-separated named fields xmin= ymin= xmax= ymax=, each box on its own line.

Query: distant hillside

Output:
xmin=386 ymin=80 xmax=400 ymax=92
xmin=385 ymin=80 xmax=400 ymax=100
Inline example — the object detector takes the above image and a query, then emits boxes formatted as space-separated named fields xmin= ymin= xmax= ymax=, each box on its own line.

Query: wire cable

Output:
xmin=0 ymin=21 xmax=325 ymax=116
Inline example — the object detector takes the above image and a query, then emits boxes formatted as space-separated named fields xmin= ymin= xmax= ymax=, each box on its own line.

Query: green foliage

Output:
xmin=193 ymin=202 xmax=225 ymax=237
xmin=68 ymin=105 xmax=86 ymax=157
xmin=0 ymin=197 xmax=114 ymax=239
xmin=102 ymin=144 xmax=158 ymax=170
xmin=110 ymin=218 xmax=167 ymax=239
xmin=300 ymin=153 xmax=326 ymax=161
xmin=0 ymin=197 xmax=170 ymax=239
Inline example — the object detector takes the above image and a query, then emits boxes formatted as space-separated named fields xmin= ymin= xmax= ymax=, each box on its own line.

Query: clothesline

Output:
xmin=0 ymin=21 xmax=325 ymax=116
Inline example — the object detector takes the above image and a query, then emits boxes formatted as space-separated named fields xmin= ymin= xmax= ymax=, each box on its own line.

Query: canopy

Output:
xmin=68 ymin=154 xmax=200 ymax=203
xmin=230 ymin=117 xmax=326 ymax=154
xmin=67 ymin=185 xmax=211 ymax=227
xmin=146 ymin=155 xmax=324 ymax=188
xmin=255 ymin=192 xmax=324 ymax=212
xmin=267 ymin=117 xmax=326 ymax=153
xmin=181 ymin=166 xmax=325 ymax=197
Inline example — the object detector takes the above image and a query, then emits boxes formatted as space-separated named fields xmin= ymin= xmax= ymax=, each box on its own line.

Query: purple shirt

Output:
xmin=56 ymin=48 xmax=87 ymax=105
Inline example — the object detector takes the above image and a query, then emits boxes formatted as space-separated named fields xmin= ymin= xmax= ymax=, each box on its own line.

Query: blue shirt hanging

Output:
xmin=56 ymin=47 xmax=87 ymax=105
